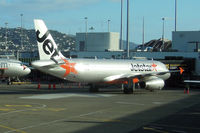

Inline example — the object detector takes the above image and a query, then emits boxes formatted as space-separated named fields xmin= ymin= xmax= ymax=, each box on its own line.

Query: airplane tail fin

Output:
xmin=34 ymin=19 xmax=65 ymax=61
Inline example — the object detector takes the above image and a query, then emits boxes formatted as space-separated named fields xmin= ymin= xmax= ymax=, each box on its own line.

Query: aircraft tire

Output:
xmin=7 ymin=82 xmax=11 ymax=85
xmin=123 ymin=84 xmax=133 ymax=94
xmin=89 ymin=84 xmax=99 ymax=93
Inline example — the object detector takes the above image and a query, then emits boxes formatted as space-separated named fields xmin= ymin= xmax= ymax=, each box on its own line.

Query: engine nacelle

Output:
xmin=140 ymin=78 xmax=165 ymax=90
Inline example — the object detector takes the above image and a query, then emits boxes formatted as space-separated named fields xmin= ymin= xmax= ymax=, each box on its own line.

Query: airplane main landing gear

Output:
xmin=122 ymin=80 xmax=135 ymax=94
xmin=7 ymin=77 xmax=11 ymax=85
xmin=122 ymin=84 xmax=133 ymax=94
xmin=89 ymin=84 xmax=99 ymax=93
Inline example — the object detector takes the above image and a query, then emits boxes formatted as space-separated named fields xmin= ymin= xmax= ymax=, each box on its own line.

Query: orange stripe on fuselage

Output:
xmin=105 ymin=80 xmax=128 ymax=84
xmin=105 ymin=78 xmax=139 ymax=85
xmin=0 ymin=68 xmax=8 ymax=70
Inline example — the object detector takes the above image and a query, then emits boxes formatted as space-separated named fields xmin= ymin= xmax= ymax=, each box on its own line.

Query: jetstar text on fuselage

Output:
xmin=130 ymin=63 xmax=157 ymax=72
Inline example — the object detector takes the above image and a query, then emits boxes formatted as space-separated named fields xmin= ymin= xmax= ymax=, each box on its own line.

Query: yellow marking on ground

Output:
xmin=0 ymin=108 xmax=15 ymax=111
xmin=0 ymin=124 xmax=27 ymax=133
xmin=11 ymin=82 xmax=31 ymax=85
xmin=143 ymin=127 xmax=168 ymax=133
xmin=22 ymin=108 xmax=66 ymax=112
xmin=46 ymin=108 xmax=66 ymax=112
xmin=5 ymin=105 xmax=32 ymax=107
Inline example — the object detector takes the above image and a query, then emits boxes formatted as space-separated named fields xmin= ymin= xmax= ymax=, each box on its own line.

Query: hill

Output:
xmin=0 ymin=27 xmax=75 ymax=52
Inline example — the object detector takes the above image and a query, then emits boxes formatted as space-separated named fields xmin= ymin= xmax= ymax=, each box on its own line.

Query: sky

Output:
xmin=0 ymin=0 xmax=200 ymax=44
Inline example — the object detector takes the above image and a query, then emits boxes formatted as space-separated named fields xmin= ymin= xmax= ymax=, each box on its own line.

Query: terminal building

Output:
xmin=1 ymin=30 xmax=200 ymax=83
xmin=172 ymin=31 xmax=200 ymax=52
xmin=70 ymin=31 xmax=200 ymax=78
xmin=76 ymin=32 xmax=120 ymax=52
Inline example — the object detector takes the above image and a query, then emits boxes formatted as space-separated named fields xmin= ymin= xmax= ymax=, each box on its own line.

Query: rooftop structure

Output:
xmin=76 ymin=32 xmax=120 ymax=52
xmin=172 ymin=31 xmax=200 ymax=52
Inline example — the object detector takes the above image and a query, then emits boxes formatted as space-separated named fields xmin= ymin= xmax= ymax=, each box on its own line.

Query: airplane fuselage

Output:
xmin=0 ymin=59 xmax=31 ymax=78
xmin=32 ymin=58 xmax=170 ymax=83
xmin=32 ymin=19 xmax=176 ymax=93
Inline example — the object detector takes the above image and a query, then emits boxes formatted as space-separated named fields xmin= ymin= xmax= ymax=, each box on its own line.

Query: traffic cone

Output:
xmin=48 ymin=84 xmax=51 ymax=90
xmin=53 ymin=84 xmax=56 ymax=90
xmin=187 ymin=88 xmax=189 ymax=94
xmin=60 ymin=83 xmax=64 ymax=88
xmin=79 ymin=83 xmax=81 ymax=88
xmin=37 ymin=82 xmax=41 ymax=90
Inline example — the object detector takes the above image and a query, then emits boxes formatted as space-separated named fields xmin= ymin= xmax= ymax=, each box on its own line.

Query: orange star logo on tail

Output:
xmin=60 ymin=59 xmax=78 ymax=77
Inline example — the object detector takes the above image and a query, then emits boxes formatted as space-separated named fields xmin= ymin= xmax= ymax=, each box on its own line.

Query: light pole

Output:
xmin=126 ymin=0 xmax=130 ymax=58
xmin=175 ymin=0 xmax=177 ymax=31
xmin=162 ymin=17 xmax=165 ymax=50
xmin=120 ymin=0 xmax=123 ymax=50
xmin=84 ymin=17 xmax=88 ymax=33
xmin=84 ymin=17 xmax=88 ymax=51
xmin=142 ymin=17 xmax=145 ymax=51
xmin=108 ymin=19 xmax=110 ymax=32
xmin=20 ymin=13 xmax=23 ymax=50
xmin=5 ymin=22 xmax=8 ymax=50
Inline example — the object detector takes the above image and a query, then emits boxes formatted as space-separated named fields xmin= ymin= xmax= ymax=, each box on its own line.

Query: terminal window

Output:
xmin=79 ymin=41 xmax=85 ymax=51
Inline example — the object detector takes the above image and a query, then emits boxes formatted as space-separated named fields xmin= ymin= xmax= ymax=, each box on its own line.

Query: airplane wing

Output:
xmin=104 ymin=68 xmax=183 ymax=83
xmin=104 ymin=71 xmax=169 ymax=82
xmin=32 ymin=59 xmax=65 ymax=69
xmin=184 ymin=80 xmax=200 ymax=83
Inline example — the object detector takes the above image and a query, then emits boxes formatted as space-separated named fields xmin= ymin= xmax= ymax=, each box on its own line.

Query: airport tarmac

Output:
xmin=0 ymin=84 xmax=200 ymax=133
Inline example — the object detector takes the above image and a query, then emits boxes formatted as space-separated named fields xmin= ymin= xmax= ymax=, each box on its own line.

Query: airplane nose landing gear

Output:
xmin=122 ymin=79 xmax=135 ymax=94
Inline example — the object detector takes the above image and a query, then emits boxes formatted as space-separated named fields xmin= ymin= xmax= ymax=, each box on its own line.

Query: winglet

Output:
xmin=179 ymin=67 xmax=184 ymax=75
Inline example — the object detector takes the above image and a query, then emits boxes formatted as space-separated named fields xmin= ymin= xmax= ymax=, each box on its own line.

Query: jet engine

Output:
xmin=140 ymin=78 xmax=165 ymax=90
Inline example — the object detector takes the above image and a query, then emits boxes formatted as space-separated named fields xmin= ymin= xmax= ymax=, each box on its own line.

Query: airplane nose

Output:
xmin=22 ymin=65 xmax=31 ymax=76
xmin=25 ymin=67 xmax=31 ymax=75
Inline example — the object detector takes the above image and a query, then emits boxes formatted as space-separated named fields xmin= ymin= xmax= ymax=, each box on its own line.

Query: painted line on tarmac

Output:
xmin=116 ymin=101 xmax=145 ymax=106
xmin=151 ymin=123 xmax=200 ymax=131
xmin=0 ymin=103 xmax=47 ymax=116
xmin=143 ymin=126 xmax=168 ymax=133
xmin=5 ymin=108 xmax=112 ymax=133
xmin=0 ymin=124 xmax=26 ymax=133
xmin=20 ymin=93 xmax=115 ymax=99
xmin=78 ymin=117 xmax=121 ymax=123
xmin=152 ymin=102 xmax=164 ymax=105
xmin=5 ymin=105 xmax=32 ymax=107
xmin=0 ymin=108 xmax=15 ymax=111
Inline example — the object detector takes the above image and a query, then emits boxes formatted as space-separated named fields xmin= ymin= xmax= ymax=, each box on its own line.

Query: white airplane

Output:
xmin=32 ymin=19 xmax=183 ymax=93
xmin=0 ymin=58 xmax=31 ymax=84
